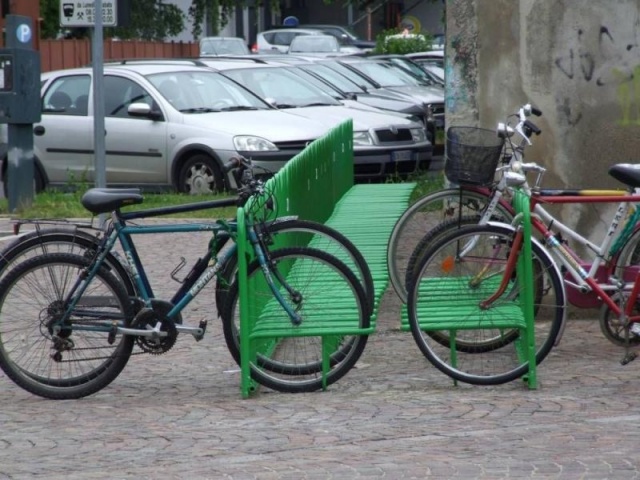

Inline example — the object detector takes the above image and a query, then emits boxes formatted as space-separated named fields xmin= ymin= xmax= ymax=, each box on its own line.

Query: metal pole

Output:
xmin=92 ymin=0 xmax=105 ymax=190
xmin=92 ymin=0 xmax=106 ymax=227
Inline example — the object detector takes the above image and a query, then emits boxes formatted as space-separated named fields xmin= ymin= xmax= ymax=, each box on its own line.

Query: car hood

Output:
xmin=281 ymin=105 xmax=423 ymax=130
xmin=178 ymin=109 xmax=329 ymax=140
xmin=382 ymin=85 xmax=444 ymax=104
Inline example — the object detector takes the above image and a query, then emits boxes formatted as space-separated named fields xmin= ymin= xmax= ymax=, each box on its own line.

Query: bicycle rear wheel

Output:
xmin=222 ymin=247 xmax=369 ymax=393
xmin=0 ymin=253 xmax=134 ymax=399
xmin=407 ymin=224 xmax=565 ymax=385
xmin=387 ymin=186 xmax=513 ymax=303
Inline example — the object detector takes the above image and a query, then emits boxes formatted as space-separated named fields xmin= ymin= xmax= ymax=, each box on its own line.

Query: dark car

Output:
xmin=285 ymin=61 xmax=430 ymax=126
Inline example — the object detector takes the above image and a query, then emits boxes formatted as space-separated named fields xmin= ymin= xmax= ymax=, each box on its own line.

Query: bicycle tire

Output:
xmin=387 ymin=186 xmax=514 ymax=303
xmin=407 ymin=223 xmax=565 ymax=385
xmin=0 ymin=253 xmax=135 ymax=399
xmin=221 ymin=247 xmax=369 ymax=392
xmin=215 ymin=217 xmax=374 ymax=319
xmin=0 ymin=228 xmax=136 ymax=297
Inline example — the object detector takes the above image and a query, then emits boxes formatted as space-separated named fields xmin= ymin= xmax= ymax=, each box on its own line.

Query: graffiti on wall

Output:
xmin=554 ymin=26 xmax=640 ymax=126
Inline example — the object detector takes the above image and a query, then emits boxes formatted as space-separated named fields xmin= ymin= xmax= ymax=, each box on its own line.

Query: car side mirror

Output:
xmin=128 ymin=103 xmax=163 ymax=121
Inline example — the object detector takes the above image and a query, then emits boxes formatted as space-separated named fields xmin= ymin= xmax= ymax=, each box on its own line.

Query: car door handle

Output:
xmin=33 ymin=125 xmax=45 ymax=136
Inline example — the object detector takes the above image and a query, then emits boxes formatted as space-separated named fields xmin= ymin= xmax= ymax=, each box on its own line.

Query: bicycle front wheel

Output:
xmin=0 ymin=253 xmax=135 ymax=399
xmin=387 ymin=186 xmax=513 ymax=303
xmin=222 ymin=247 xmax=369 ymax=393
xmin=216 ymin=218 xmax=374 ymax=318
xmin=407 ymin=224 xmax=565 ymax=385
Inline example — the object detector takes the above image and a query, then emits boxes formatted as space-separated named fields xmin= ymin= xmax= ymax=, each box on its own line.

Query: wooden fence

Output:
xmin=39 ymin=39 xmax=199 ymax=72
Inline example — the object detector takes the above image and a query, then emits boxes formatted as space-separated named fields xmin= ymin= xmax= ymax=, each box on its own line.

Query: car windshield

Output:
xmin=299 ymin=64 xmax=366 ymax=94
xmin=200 ymin=38 xmax=249 ymax=56
xmin=345 ymin=61 xmax=424 ymax=87
xmin=387 ymin=58 xmax=437 ymax=86
xmin=147 ymin=70 xmax=271 ymax=112
xmin=289 ymin=67 xmax=343 ymax=98
xmin=319 ymin=60 xmax=377 ymax=90
xmin=221 ymin=67 xmax=342 ymax=108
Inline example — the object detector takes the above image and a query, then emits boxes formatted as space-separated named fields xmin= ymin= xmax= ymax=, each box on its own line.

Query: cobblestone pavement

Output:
xmin=1 ymin=218 xmax=640 ymax=479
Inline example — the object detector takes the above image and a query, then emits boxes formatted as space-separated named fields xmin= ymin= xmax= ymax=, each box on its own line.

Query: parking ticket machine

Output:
xmin=0 ymin=15 xmax=41 ymax=212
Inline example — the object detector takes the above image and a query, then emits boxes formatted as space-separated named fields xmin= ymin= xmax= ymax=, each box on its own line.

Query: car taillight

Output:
xmin=251 ymin=43 xmax=258 ymax=53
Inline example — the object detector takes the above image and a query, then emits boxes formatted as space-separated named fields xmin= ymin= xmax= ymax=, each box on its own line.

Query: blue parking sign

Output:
xmin=16 ymin=24 xmax=32 ymax=44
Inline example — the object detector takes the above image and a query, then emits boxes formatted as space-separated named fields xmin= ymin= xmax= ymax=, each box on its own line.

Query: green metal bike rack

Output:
xmin=235 ymin=120 xmax=414 ymax=397
xmin=513 ymin=188 xmax=537 ymax=389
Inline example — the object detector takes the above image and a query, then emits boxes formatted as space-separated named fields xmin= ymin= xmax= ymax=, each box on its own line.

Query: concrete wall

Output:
xmin=447 ymin=0 xmax=640 ymax=237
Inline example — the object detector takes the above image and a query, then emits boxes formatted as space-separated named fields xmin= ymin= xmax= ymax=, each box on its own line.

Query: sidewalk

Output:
xmin=0 ymin=223 xmax=639 ymax=479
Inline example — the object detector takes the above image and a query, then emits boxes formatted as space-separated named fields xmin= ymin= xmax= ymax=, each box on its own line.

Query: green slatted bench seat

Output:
xmin=321 ymin=183 xmax=416 ymax=324
xmin=405 ymin=277 xmax=527 ymax=331
xmin=248 ymin=182 xmax=416 ymax=343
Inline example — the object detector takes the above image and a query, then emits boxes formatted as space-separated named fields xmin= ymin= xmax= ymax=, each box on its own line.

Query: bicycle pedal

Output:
xmin=194 ymin=319 xmax=208 ymax=341
xmin=620 ymin=352 xmax=638 ymax=365
xmin=107 ymin=324 xmax=117 ymax=345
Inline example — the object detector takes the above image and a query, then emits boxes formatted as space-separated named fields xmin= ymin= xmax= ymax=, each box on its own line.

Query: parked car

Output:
xmin=298 ymin=24 xmax=376 ymax=51
xmin=1 ymin=62 xmax=331 ymax=195
xmin=369 ymin=54 xmax=444 ymax=88
xmin=255 ymin=28 xmax=324 ymax=53
xmin=406 ymin=50 xmax=445 ymax=83
xmin=199 ymin=37 xmax=250 ymax=56
xmin=288 ymin=34 xmax=356 ymax=56
xmin=432 ymin=33 xmax=445 ymax=50
xmin=275 ymin=60 xmax=432 ymax=126
xmin=199 ymin=59 xmax=434 ymax=179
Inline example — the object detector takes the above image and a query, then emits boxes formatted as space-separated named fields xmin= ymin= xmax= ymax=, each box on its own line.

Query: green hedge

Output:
xmin=374 ymin=28 xmax=434 ymax=54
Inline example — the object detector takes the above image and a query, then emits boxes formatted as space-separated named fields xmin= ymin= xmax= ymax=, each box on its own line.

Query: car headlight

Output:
xmin=353 ymin=131 xmax=374 ymax=146
xmin=233 ymin=136 xmax=278 ymax=151
xmin=410 ymin=128 xmax=427 ymax=143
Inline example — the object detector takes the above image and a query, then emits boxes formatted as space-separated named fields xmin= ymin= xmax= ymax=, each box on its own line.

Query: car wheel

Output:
xmin=177 ymin=154 xmax=224 ymax=195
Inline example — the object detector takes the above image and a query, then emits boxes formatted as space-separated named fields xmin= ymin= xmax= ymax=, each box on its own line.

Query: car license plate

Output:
xmin=392 ymin=150 xmax=412 ymax=162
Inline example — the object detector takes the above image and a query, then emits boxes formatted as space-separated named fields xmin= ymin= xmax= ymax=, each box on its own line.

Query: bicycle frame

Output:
xmin=529 ymin=190 xmax=640 ymax=312
xmin=55 ymin=197 xmax=304 ymax=341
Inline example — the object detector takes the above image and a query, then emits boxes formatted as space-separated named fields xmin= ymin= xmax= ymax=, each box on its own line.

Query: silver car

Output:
xmin=2 ymin=62 xmax=331 ymax=194
xmin=200 ymin=60 xmax=434 ymax=179
xmin=255 ymin=28 xmax=323 ymax=53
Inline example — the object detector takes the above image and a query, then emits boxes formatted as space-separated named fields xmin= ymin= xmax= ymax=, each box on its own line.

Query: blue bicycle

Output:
xmin=0 ymin=157 xmax=370 ymax=399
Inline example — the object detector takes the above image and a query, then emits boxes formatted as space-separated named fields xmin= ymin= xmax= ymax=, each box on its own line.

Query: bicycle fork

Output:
xmin=478 ymin=229 xmax=524 ymax=309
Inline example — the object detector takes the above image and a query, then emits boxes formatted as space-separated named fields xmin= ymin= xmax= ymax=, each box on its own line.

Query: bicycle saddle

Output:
xmin=608 ymin=164 xmax=640 ymax=189
xmin=81 ymin=188 xmax=143 ymax=214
